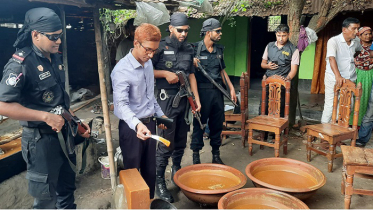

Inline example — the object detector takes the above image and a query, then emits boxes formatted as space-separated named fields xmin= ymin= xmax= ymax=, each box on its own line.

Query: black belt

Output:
xmin=140 ymin=117 xmax=153 ymax=124
xmin=158 ymin=88 xmax=179 ymax=95
xmin=198 ymin=83 xmax=221 ymax=89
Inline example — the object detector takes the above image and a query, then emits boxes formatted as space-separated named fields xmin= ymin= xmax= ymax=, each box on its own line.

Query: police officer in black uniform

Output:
xmin=152 ymin=13 xmax=201 ymax=203
xmin=0 ymin=8 xmax=90 ymax=209
xmin=191 ymin=18 xmax=236 ymax=165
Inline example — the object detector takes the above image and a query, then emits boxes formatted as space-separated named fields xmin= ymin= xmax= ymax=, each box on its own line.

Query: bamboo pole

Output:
xmin=92 ymin=7 xmax=117 ymax=190
xmin=59 ymin=5 xmax=70 ymax=96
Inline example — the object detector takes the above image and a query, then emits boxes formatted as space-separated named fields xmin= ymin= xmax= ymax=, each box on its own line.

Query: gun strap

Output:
xmin=184 ymin=102 xmax=192 ymax=125
xmin=57 ymin=132 xmax=77 ymax=173
xmin=79 ymin=138 xmax=90 ymax=174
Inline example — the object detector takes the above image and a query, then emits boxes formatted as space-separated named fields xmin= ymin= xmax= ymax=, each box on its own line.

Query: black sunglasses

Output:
xmin=176 ymin=28 xmax=189 ymax=33
xmin=212 ymin=29 xmax=222 ymax=34
xmin=138 ymin=42 xmax=159 ymax=55
xmin=38 ymin=31 xmax=63 ymax=42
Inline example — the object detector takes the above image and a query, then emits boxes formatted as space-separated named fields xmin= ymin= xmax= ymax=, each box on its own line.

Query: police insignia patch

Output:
xmin=42 ymin=91 xmax=54 ymax=103
xmin=6 ymin=73 xmax=22 ymax=87
xmin=37 ymin=65 xmax=44 ymax=72
xmin=165 ymin=61 xmax=173 ymax=68
xmin=59 ymin=65 xmax=63 ymax=70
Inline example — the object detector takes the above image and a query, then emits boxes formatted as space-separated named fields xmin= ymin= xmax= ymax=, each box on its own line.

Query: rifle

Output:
xmin=50 ymin=105 xmax=88 ymax=136
xmin=174 ymin=71 xmax=206 ymax=130
xmin=50 ymin=105 xmax=89 ymax=154
xmin=196 ymin=61 xmax=238 ymax=107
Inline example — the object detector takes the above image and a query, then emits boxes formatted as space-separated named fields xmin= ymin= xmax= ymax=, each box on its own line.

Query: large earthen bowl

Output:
xmin=174 ymin=163 xmax=247 ymax=206
xmin=218 ymin=188 xmax=309 ymax=209
xmin=245 ymin=158 xmax=326 ymax=200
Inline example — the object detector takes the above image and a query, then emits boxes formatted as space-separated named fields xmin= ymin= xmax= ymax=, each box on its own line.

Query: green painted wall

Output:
xmin=299 ymin=43 xmax=316 ymax=79
xmin=158 ymin=17 xmax=249 ymax=76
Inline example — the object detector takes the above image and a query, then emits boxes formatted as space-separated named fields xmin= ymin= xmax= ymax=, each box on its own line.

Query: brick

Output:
xmin=119 ymin=169 xmax=150 ymax=209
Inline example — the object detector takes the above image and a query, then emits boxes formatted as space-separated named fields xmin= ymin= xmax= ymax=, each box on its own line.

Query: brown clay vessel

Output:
xmin=218 ymin=188 xmax=309 ymax=209
xmin=173 ymin=163 xmax=247 ymax=206
xmin=245 ymin=158 xmax=326 ymax=200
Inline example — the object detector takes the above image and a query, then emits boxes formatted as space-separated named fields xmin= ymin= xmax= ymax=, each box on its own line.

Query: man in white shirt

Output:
xmin=321 ymin=17 xmax=362 ymax=123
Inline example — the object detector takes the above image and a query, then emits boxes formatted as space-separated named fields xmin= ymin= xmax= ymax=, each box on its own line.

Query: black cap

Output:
xmin=201 ymin=18 xmax=221 ymax=32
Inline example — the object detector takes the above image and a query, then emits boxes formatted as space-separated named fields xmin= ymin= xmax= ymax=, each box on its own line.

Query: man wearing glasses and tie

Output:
xmin=152 ymin=13 xmax=200 ymax=203
xmin=0 ymin=8 xmax=90 ymax=208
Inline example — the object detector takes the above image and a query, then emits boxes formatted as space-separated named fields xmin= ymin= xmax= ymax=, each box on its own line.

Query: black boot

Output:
xmin=155 ymin=170 xmax=174 ymax=203
xmin=193 ymin=151 xmax=201 ymax=164
xmin=212 ymin=150 xmax=225 ymax=165
xmin=171 ymin=165 xmax=181 ymax=186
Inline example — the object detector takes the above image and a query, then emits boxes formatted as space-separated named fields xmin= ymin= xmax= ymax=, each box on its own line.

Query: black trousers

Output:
xmin=156 ymin=93 xmax=189 ymax=169
xmin=21 ymin=127 xmax=76 ymax=209
xmin=191 ymin=88 xmax=224 ymax=151
xmin=119 ymin=119 xmax=156 ymax=198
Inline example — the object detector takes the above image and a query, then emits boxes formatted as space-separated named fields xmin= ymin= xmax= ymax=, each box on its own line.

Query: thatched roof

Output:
xmin=203 ymin=0 xmax=373 ymax=18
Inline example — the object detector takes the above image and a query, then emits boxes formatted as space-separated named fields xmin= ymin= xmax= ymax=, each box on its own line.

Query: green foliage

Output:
xmin=231 ymin=0 xmax=284 ymax=12
xmin=99 ymin=8 xmax=136 ymax=34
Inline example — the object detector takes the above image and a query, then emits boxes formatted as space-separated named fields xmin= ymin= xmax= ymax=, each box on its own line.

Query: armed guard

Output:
xmin=0 ymin=8 xmax=91 ymax=209
xmin=191 ymin=18 xmax=237 ymax=165
xmin=152 ymin=13 xmax=201 ymax=203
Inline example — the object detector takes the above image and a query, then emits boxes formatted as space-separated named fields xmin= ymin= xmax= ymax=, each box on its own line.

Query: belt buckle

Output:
xmin=141 ymin=117 xmax=151 ymax=124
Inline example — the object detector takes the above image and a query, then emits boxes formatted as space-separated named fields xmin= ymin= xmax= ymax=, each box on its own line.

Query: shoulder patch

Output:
xmin=12 ymin=47 xmax=32 ymax=64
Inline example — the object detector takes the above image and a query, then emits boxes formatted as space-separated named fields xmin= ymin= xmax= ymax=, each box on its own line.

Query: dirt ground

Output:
xmin=1 ymin=100 xmax=373 ymax=209
xmin=74 ymin=103 xmax=373 ymax=209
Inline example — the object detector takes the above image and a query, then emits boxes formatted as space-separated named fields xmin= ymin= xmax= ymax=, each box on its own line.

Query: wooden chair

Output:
xmin=341 ymin=145 xmax=373 ymax=209
xmin=304 ymin=81 xmax=362 ymax=172
xmin=246 ymin=75 xmax=290 ymax=157
xmin=221 ymin=72 xmax=249 ymax=147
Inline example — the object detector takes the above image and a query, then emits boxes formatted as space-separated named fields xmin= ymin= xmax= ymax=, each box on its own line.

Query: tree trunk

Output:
xmin=288 ymin=0 xmax=306 ymax=126
xmin=308 ymin=0 xmax=349 ymax=33
xmin=288 ymin=0 xmax=306 ymax=44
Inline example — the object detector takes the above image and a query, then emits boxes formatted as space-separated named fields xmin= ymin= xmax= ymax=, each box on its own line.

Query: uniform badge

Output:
xmin=6 ymin=73 xmax=22 ymax=87
xmin=42 ymin=91 xmax=54 ymax=103
xmin=37 ymin=65 xmax=44 ymax=72
xmin=59 ymin=65 xmax=63 ymax=70
xmin=39 ymin=71 xmax=51 ymax=80
xmin=165 ymin=61 xmax=173 ymax=68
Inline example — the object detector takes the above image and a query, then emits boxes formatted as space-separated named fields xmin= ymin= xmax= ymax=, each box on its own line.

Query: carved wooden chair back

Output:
xmin=331 ymin=80 xmax=362 ymax=129
xmin=261 ymin=75 xmax=291 ymax=119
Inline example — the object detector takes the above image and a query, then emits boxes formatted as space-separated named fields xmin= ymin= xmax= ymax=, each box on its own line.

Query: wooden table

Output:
xmin=341 ymin=145 xmax=373 ymax=209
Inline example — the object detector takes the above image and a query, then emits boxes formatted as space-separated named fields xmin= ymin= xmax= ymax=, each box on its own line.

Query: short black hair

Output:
xmin=342 ymin=17 xmax=360 ymax=28
xmin=275 ymin=24 xmax=289 ymax=33
xmin=125 ymin=18 xmax=135 ymax=30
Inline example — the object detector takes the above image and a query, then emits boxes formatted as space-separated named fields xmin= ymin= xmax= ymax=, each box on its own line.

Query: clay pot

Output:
xmin=218 ymin=188 xmax=309 ymax=209
xmin=245 ymin=158 xmax=326 ymax=200
xmin=173 ymin=163 xmax=247 ymax=206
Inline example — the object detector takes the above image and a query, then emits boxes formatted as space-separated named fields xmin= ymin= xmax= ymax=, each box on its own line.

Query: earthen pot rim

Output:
xmin=245 ymin=158 xmax=326 ymax=193
xmin=218 ymin=187 xmax=309 ymax=210
xmin=174 ymin=163 xmax=247 ymax=194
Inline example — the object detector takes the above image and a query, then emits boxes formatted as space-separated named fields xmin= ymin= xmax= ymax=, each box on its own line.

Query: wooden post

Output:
xmin=93 ymin=7 xmax=117 ymax=190
xmin=59 ymin=5 xmax=70 ymax=96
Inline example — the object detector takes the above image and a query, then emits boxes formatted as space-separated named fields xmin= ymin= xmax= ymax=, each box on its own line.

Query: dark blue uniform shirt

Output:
xmin=0 ymin=45 xmax=70 ymax=127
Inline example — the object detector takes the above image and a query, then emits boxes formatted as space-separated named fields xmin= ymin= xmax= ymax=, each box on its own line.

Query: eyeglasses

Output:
xmin=176 ymin=28 xmax=189 ymax=33
xmin=38 ymin=31 xmax=63 ymax=42
xmin=212 ymin=29 xmax=222 ymax=34
xmin=138 ymin=42 xmax=159 ymax=55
